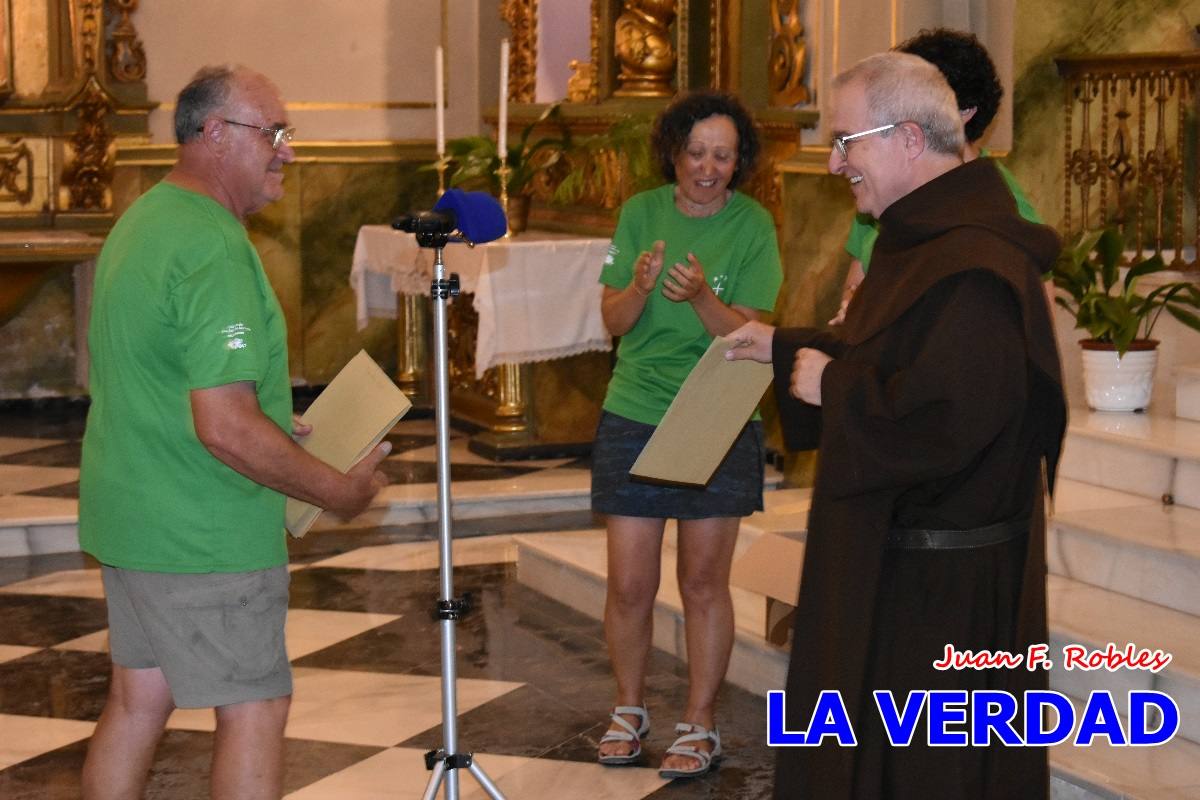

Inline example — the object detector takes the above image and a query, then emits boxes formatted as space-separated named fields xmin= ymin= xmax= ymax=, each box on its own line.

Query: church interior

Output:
xmin=0 ymin=1 xmax=1198 ymax=797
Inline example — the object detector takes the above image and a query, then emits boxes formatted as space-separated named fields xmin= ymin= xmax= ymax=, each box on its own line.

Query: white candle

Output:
xmin=434 ymin=46 xmax=445 ymax=157
xmin=498 ymin=38 xmax=509 ymax=164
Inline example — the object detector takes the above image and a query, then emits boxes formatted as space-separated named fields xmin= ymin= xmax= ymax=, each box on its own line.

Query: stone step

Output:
xmin=1048 ymin=574 xmax=1200 ymax=745
xmin=1050 ymin=706 xmax=1200 ymax=799
xmin=514 ymin=529 xmax=790 ymax=694
xmin=1049 ymin=498 xmax=1200 ymax=617
xmin=1058 ymin=411 xmax=1200 ymax=509
xmin=1178 ymin=364 xmax=1200 ymax=423
xmin=0 ymin=496 xmax=79 ymax=557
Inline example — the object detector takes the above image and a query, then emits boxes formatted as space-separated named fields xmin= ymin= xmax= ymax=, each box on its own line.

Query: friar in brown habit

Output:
xmin=727 ymin=51 xmax=1066 ymax=799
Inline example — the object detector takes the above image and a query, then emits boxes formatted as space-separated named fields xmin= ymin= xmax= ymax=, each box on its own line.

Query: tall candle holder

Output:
xmin=496 ymin=163 xmax=513 ymax=238
xmin=436 ymin=159 xmax=447 ymax=198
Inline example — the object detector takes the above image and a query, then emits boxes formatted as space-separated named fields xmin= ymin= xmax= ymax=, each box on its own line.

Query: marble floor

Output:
xmin=0 ymin=402 xmax=774 ymax=799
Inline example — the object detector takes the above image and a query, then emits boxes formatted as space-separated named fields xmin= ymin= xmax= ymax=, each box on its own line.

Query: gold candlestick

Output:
xmin=496 ymin=163 xmax=513 ymax=238
xmin=436 ymin=159 xmax=447 ymax=198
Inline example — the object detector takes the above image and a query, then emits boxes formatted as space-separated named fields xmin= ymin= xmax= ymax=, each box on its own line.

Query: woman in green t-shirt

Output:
xmin=592 ymin=90 xmax=782 ymax=779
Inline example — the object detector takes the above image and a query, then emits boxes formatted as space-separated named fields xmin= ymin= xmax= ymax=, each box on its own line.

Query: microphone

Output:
xmin=391 ymin=189 xmax=508 ymax=245
xmin=433 ymin=189 xmax=507 ymax=244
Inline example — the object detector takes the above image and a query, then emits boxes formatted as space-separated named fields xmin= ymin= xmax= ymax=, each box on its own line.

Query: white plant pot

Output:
xmin=1080 ymin=344 xmax=1159 ymax=412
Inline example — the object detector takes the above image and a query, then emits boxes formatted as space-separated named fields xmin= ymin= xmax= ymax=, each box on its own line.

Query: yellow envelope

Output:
xmin=285 ymin=350 xmax=411 ymax=537
xmin=630 ymin=336 xmax=772 ymax=486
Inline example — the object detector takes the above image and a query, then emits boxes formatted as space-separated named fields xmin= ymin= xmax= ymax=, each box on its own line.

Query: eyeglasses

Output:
xmin=197 ymin=119 xmax=296 ymax=150
xmin=832 ymin=123 xmax=898 ymax=160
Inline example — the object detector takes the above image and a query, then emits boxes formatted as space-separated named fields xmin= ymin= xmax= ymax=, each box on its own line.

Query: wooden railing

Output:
xmin=1055 ymin=52 xmax=1200 ymax=269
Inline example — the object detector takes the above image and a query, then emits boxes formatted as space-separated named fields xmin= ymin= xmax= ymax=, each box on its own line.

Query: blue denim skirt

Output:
xmin=590 ymin=410 xmax=764 ymax=519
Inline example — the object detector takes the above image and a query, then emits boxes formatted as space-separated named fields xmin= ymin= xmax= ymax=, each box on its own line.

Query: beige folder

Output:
xmin=629 ymin=336 xmax=772 ymax=486
xmin=285 ymin=350 xmax=411 ymax=538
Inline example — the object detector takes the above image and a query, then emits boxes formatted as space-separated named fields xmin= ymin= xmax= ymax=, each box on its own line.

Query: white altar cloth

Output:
xmin=351 ymin=226 xmax=612 ymax=377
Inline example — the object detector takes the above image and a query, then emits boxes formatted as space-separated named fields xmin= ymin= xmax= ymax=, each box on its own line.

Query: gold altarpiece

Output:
xmin=0 ymin=0 xmax=152 ymax=326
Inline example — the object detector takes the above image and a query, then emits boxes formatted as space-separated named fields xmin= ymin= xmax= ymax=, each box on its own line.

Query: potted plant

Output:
xmin=551 ymin=114 xmax=660 ymax=209
xmin=1048 ymin=226 xmax=1200 ymax=411
xmin=430 ymin=104 xmax=569 ymax=233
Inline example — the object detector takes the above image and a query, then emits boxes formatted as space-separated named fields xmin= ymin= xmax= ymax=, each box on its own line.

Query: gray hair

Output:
xmin=174 ymin=65 xmax=238 ymax=145
xmin=833 ymin=52 xmax=964 ymax=156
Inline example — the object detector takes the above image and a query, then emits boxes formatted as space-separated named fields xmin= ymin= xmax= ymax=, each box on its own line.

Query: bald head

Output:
xmin=833 ymin=52 xmax=965 ymax=156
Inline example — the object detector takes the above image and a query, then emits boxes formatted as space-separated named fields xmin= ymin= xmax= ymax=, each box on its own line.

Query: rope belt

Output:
xmin=886 ymin=518 xmax=1029 ymax=551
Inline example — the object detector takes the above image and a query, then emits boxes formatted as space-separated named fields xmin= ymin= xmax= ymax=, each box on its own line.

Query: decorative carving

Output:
xmin=500 ymin=0 xmax=538 ymax=103
xmin=768 ymin=0 xmax=809 ymax=105
xmin=566 ymin=60 xmax=598 ymax=102
xmin=61 ymin=77 xmax=115 ymax=211
xmin=0 ymin=138 xmax=35 ymax=204
xmin=1056 ymin=53 xmax=1200 ymax=267
xmin=78 ymin=0 xmax=103 ymax=75
xmin=613 ymin=0 xmax=677 ymax=97
xmin=106 ymin=0 xmax=148 ymax=83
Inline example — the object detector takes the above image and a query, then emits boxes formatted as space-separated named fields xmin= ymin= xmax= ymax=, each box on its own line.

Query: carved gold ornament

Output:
xmin=613 ymin=0 xmax=677 ymax=97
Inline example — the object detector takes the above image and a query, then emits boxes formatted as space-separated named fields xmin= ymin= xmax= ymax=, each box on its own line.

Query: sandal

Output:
xmin=658 ymin=722 xmax=722 ymax=779
xmin=598 ymin=705 xmax=650 ymax=766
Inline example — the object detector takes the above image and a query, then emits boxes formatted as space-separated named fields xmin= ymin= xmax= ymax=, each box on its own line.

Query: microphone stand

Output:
xmin=415 ymin=229 xmax=506 ymax=800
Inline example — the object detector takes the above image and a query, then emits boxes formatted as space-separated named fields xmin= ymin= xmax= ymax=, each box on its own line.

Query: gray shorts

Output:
xmin=101 ymin=564 xmax=292 ymax=709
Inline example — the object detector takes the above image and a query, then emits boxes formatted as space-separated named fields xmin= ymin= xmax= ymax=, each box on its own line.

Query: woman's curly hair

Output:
xmin=651 ymin=89 xmax=760 ymax=189
xmin=899 ymin=28 xmax=1003 ymax=143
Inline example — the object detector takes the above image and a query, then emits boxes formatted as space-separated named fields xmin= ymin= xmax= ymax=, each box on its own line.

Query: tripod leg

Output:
xmin=421 ymin=760 xmax=446 ymax=800
xmin=466 ymin=759 xmax=507 ymax=800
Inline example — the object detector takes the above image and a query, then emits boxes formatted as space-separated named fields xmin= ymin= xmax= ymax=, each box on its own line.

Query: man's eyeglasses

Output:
xmin=197 ymin=119 xmax=296 ymax=150
xmin=832 ymin=123 xmax=898 ymax=160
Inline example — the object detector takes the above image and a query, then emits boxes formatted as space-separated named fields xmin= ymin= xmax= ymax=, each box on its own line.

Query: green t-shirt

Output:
xmin=79 ymin=181 xmax=292 ymax=573
xmin=600 ymin=184 xmax=783 ymax=424
xmin=845 ymin=155 xmax=1041 ymax=270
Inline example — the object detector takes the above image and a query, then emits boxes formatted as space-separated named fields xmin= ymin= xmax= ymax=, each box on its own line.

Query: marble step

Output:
xmin=1049 ymin=495 xmax=1200 ymax=617
xmin=1058 ymin=411 xmax=1200 ymax=509
xmin=1047 ymin=574 xmax=1200 ymax=746
xmin=1178 ymin=364 xmax=1200 ymax=423
xmin=513 ymin=529 xmax=1200 ymax=799
xmin=514 ymin=529 xmax=789 ymax=695
xmin=0 ymin=496 xmax=79 ymax=558
xmin=1050 ymin=709 xmax=1200 ymax=800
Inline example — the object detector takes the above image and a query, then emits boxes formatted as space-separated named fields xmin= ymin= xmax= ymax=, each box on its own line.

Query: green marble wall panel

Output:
xmin=298 ymin=161 xmax=437 ymax=385
xmin=0 ymin=151 xmax=437 ymax=398
xmin=529 ymin=351 xmax=612 ymax=443
xmin=0 ymin=268 xmax=78 ymax=398
xmin=1008 ymin=0 xmax=1200 ymax=231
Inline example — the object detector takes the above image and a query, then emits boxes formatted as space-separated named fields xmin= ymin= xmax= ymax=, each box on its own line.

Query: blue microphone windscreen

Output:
xmin=433 ymin=189 xmax=508 ymax=244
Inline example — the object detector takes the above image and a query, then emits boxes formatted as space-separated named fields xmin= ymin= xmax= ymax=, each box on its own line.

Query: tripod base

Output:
xmin=423 ymin=749 xmax=506 ymax=800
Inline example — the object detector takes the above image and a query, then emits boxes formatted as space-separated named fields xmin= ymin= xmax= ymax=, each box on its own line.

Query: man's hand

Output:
xmin=292 ymin=415 xmax=312 ymax=437
xmin=791 ymin=348 xmax=831 ymax=405
xmin=329 ymin=441 xmax=392 ymax=520
xmin=724 ymin=320 xmax=776 ymax=363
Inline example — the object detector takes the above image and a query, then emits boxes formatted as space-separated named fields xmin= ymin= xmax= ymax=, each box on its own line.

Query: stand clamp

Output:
xmin=424 ymin=749 xmax=474 ymax=772
xmin=434 ymin=592 xmax=473 ymax=620
xmin=431 ymin=273 xmax=460 ymax=300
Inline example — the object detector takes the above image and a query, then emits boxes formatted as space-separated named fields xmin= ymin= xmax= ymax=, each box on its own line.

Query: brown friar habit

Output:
xmin=771 ymin=158 xmax=1067 ymax=800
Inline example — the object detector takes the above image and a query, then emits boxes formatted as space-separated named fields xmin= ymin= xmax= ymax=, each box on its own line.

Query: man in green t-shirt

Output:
xmin=79 ymin=66 xmax=392 ymax=800
xmin=831 ymin=28 xmax=1042 ymax=325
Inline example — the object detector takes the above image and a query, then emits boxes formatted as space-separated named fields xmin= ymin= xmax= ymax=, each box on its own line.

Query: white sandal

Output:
xmin=658 ymin=722 xmax=722 ymax=779
xmin=598 ymin=705 xmax=650 ymax=766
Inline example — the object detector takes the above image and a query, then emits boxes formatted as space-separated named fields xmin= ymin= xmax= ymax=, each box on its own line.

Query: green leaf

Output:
xmin=1096 ymin=227 xmax=1123 ymax=291
xmin=1123 ymin=253 xmax=1166 ymax=291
